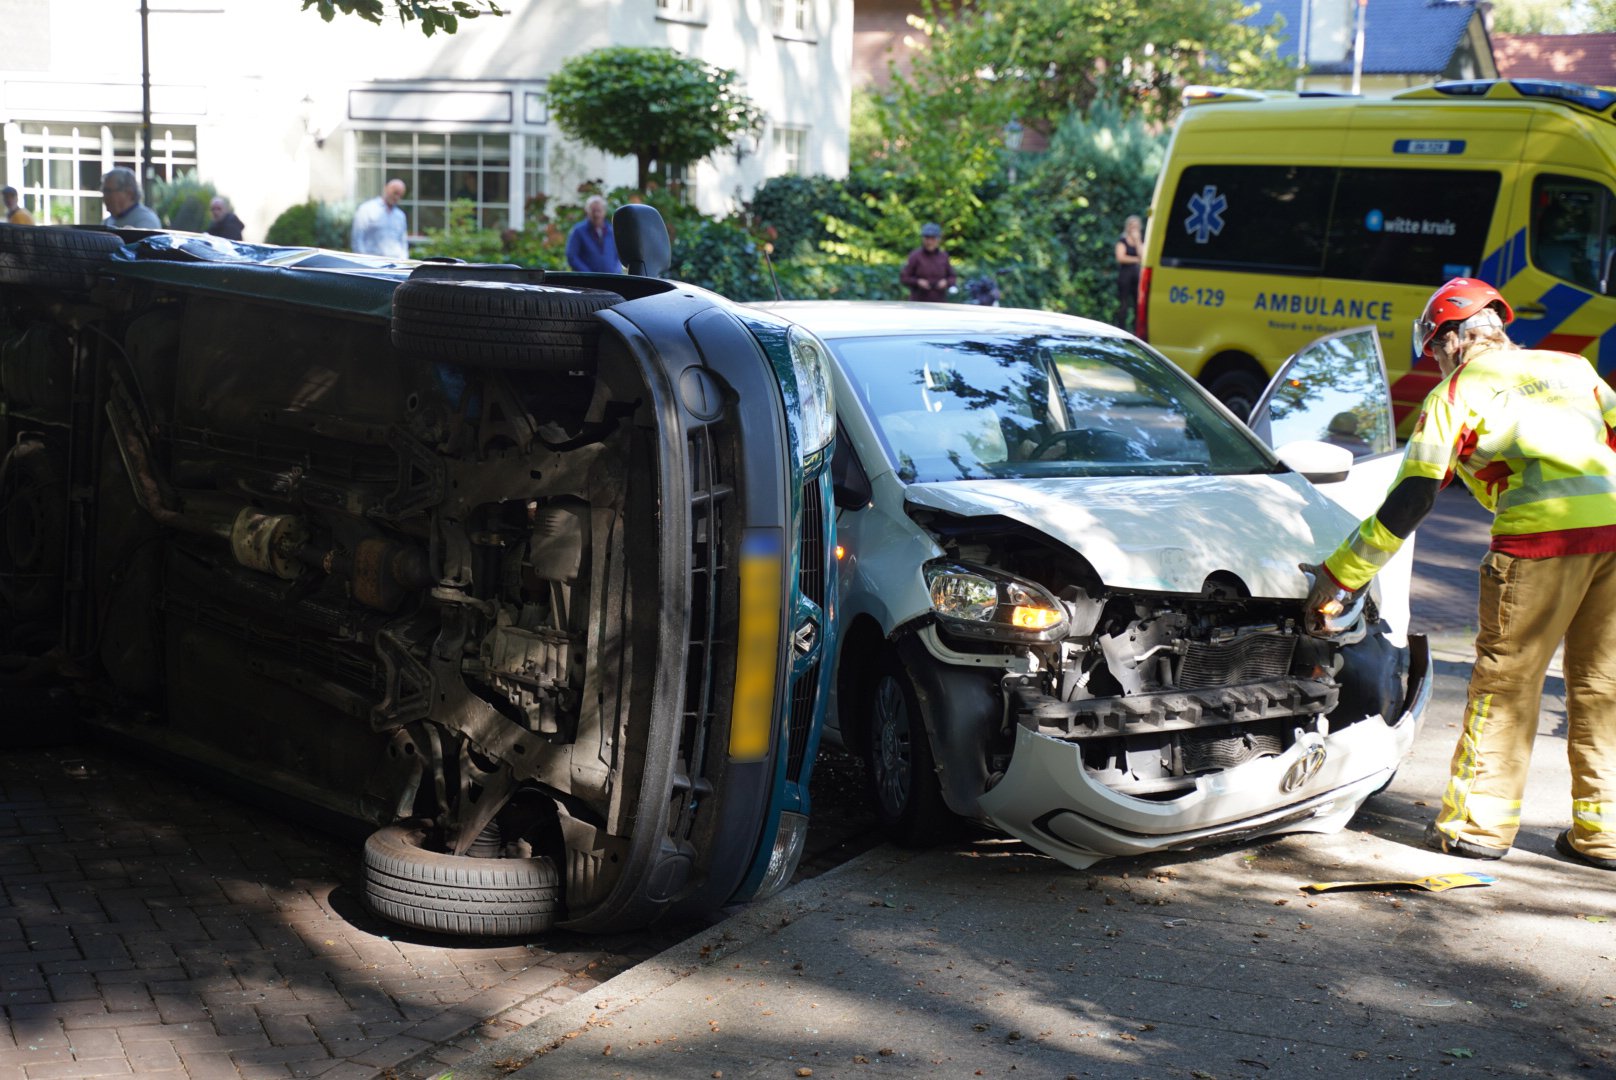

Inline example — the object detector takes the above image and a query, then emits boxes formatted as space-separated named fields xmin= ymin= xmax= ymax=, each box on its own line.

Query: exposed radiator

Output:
xmin=1178 ymin=632 xmax=1296 ymax=689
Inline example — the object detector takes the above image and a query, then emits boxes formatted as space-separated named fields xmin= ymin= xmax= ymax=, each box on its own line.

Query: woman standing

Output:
xmin=1115 ymin=214 xmax=1143 ymax=331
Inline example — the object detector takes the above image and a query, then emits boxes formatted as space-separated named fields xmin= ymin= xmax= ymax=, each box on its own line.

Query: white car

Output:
xmin=763 ymin=302 xmax=1431 ymax=869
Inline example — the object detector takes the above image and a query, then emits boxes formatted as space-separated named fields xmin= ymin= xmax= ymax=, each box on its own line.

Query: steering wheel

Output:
xmin=1030 ymin=427 xmax=1145 ymax=462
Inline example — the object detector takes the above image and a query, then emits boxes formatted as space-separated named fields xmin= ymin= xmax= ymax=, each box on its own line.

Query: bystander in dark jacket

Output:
xmin=206 ymin=197 xmax=245 ymax=241
xmin=900 ymin=222 xmax=957 ymax=302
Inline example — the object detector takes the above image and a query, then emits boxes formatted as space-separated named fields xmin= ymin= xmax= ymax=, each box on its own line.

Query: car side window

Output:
xmin=1530 ymin=174 xmax=1614 ymax=294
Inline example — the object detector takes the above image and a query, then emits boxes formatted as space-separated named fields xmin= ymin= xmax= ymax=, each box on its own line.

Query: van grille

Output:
xmin=674 ymin=425 xmax=730 ymax=843
xmin=786 ymin=480 xmax=826 ymax=784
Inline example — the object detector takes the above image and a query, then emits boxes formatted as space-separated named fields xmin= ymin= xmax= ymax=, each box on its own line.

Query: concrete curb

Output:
xmin=429 ymin=846 xmax=895 ymax=1080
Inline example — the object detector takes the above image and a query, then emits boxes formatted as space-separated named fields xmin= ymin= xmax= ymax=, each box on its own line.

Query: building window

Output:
xmin=11 ymin=122 xmax=196 ymax=225
xmin=656 ymin=0 xmax=706 ymax=22
xmin=355 ymin=130 xmax=512 ymax=234
xmin=523 ymin=135 xmax=547 ymax=218
xmin=771 ymin=0 xmax=811 ymax=34
xmin=772 ymin=125 xmax=808 ymax=176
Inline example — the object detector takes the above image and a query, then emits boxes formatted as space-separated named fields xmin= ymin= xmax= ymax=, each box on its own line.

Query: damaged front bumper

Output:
xmin=978 ymin=635 xmax=1432 ymax=869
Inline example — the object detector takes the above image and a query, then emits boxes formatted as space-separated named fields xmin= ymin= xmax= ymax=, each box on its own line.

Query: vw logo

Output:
xmin=1281 ymin=742 xmax=1329 ymax=793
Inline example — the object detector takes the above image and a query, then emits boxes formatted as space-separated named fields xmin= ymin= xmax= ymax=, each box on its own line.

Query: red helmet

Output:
xmin=1413 ymin=278 xmax=1513 ymax=358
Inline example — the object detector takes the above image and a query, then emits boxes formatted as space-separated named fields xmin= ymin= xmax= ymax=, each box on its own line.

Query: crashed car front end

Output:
xmin=897 ymin=491 xmax=1430 ymax=870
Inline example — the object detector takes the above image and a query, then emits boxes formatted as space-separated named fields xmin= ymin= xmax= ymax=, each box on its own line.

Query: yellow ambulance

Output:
xmin=1139 ymin=78 xmax=1616 ymax=429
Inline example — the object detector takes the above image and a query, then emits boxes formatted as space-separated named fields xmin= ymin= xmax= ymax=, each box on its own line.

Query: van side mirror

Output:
xmin=613 ymin=204 xmax=671 ymax=278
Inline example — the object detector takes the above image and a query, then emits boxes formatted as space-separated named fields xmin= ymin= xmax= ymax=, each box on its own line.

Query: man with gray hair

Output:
xmin=351 ymin=178 xmax=409 ymax=258
xmin=100 ymin=167 xmax=161 ymax=229
xmin=565 ymin=194 xmax=619 ymax=273
xmin=2 ymin=186 xmax=34 ymax=225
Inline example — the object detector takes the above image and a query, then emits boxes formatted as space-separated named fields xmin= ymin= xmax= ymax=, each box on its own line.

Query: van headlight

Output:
xmin=923 ymin=561 xmax=1069 ymax=643
xmin=787 ymin=325 xmax=836 ymax=463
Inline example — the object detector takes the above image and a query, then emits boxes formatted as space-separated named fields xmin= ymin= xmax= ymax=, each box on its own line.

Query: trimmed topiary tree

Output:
xmin=546 ymin=47 xmax=763 ymax=192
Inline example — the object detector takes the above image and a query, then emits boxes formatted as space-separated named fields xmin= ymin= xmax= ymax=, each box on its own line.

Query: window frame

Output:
xmin=771 ymin=124 xmax=809 ymax=177
xmin=1529 ymin=172 xmax=1616 ymax=295
xmin=9 ymin=121 xmax=197 ymax=226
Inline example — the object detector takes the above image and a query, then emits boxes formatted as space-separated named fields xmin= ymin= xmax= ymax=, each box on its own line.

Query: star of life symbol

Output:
xmin=1184 ymin=185 xmax=1227 ymax=244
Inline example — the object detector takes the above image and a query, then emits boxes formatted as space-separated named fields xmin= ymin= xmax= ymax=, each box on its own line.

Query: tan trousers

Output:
xmin=1432 ymin=548 xmax=1616 ymax=859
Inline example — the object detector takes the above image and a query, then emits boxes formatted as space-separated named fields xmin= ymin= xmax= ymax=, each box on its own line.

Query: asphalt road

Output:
xmin=0 ymin=482 xmax=1499 ymax=1080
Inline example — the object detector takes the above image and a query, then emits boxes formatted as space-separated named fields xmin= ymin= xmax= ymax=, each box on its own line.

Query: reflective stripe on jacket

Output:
xmin=1325 ymin=344 xmax=1616 ymax=589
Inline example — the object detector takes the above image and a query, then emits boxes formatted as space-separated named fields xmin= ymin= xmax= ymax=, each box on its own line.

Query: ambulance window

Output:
xmin=1530 ymin=175 xmax=1613 ymax=294
xmin=1159 ymin=165 xmax=1331 ymax=275
xmin=1324 ymin=168 xmax=1499 ymax=286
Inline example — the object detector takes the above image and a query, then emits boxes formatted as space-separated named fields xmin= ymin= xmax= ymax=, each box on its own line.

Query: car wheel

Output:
xmin=390 ymin=278 xmax=622 ymax=371
xmin=0 ymin=226 xmax=124 ymax=291
xmin=362 ymin=822 xmax=560 ymax=937
xmin=0 ymin=439 xmax=67 ymax=620
xmin=1206 ymin=369 xmax=1266 ymax=421
xmin=863 ymin=652 xmax=947 ymax=846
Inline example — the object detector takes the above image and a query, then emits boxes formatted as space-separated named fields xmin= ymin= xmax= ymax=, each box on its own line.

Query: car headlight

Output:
xmin=923 ymin=561 xmax=1069 ymax=643
xmin=787 ymin=325 xmax=836 ymax=463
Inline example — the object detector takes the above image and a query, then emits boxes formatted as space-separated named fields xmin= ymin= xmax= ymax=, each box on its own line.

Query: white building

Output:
xmin=0 ymin=0 xmax=852 ymax=241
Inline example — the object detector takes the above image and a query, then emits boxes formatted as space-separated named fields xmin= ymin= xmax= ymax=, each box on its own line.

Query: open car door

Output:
xmin=1247 ymin=326 xmax=1414 ymax=643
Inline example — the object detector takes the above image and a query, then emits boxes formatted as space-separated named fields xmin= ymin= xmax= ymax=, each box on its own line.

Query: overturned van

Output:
xmin=0 ymin=209 xmax=836 ymax=936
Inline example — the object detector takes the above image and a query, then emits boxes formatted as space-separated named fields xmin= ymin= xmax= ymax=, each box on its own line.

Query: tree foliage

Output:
xmin=300 ymin=0 xmax=504 ymax=36
xmin=547 ymin=47 xmax=764 ymax=191
xmin=902 ymin=0 xmax=1292 ymax=126
xmin=1490 ymin=0 xmax=1590 ymax=33
xmin=146 ymin=171 xmax=217 ymax=232
xmin=1586 ymin=0 xmax=1616 ymax=31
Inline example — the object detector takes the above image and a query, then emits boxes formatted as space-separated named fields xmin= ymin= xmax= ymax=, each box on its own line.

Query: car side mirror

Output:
xmin=613 ymin=204 xmax=671 ymax=278
xmin=831 ymin=427 xmax=872 ymax=510
xmin=1274 ymin=440 xmax=1353 ymax=485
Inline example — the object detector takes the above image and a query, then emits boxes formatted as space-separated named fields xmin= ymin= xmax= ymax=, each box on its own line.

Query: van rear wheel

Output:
xmin=0 ymin=226 xmax=124 ymax=292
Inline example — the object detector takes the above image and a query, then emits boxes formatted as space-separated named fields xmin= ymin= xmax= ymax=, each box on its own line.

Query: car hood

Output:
xmin=903 ymin=472 xmax=1356 ymax=598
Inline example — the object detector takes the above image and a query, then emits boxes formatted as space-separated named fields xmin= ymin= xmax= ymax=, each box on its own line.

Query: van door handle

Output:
xmin=1514 ymin=304 xmax=1548 ymax=318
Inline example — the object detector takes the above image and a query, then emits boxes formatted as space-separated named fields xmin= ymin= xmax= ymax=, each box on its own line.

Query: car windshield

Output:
xmin=830 ymin=332 xmax=1276 ymax=483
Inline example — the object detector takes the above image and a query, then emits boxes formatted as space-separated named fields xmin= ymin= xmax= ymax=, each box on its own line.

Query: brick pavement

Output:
xmin=0 ymin=743 xmax=684 ymax=1080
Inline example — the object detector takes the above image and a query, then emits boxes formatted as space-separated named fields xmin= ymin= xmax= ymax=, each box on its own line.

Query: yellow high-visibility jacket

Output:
xmin=1325 ymin=344 xmax=1616 ymax=590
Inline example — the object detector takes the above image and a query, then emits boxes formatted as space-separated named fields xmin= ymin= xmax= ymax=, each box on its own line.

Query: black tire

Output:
xmin=362 ymin=822 xmax=560 ymax=937
xmin=0 ymin=439 xmax=68 ymax=620
xmin=390 ymin=279 xmax=622 ymax=371
xmin=1205 ymin=368 xmax=1266 ymax=422
xmin=0 ymin=225 xmax=124 ymax=291
xmin=862 ymin=651 xmax=948 ymax=847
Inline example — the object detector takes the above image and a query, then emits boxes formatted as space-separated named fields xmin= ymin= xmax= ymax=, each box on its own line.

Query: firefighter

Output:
xmin=1301 ymin=277 xmax=1616 ymax=870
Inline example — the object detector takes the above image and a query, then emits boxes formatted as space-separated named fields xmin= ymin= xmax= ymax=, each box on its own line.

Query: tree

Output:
xmin=301 ymin=0 xmax=504 ymax=36
xmin=546 ymin=47 xmax=764 ymax=192
xmin=901 ymin=0 xmax=1293 ymax=127
xmin=1489 ymin=0 xmax=1585 ymax=33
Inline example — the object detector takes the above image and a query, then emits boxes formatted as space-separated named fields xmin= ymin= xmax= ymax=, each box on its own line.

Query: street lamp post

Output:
xmin=1003 ymin=118 xmax=1024 ymax=185
xmin=140 ymin=0 xmax=153 ymax=181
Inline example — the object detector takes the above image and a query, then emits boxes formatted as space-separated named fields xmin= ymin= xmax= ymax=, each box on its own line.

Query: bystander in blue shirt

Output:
xmin=566 ymin=196 xmax=620 ymax=273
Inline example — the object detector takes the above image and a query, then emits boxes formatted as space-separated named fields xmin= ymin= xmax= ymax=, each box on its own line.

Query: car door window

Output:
xmin=1249 ymin=326 xmax=1395 ymax=461
xmin=1531 ymin=174 xmax=1614 ymax=294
